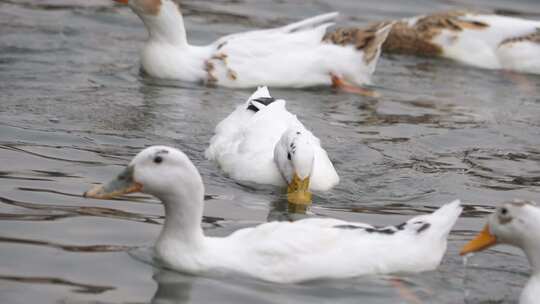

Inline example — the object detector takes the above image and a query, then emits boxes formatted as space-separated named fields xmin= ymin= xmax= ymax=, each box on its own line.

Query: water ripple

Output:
xmin=0 ymin=274 xmax=114 ymax=294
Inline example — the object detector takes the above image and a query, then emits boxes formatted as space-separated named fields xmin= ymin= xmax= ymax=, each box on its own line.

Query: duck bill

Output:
xmin=83 ymin=166 xmax=142 ymax=199
xmin=287 ymin=173 xmax=312 ymax=205
xmin=460 ymin=225 xmax=497 ymax=256
xmin=113 ymin=0 xmax=129 ymax=4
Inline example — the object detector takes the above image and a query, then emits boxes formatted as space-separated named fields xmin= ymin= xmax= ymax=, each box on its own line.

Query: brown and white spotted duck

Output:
xmin=363 ymin=11 xmax=540 ymax=74
xmin=461 ymin=200 xmax=540 ymax=304
xmin=111 ymin=0 xmax=393 ymax=96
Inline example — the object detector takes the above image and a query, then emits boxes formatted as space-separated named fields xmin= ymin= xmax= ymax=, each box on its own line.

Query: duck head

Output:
xmin=461 ymin=200 xmax=540 ymax=256
xmin=84 ymin=145 xmax=204 ymax=205
xmin=274 ymin=127 xmax=315 ymax=205
xmin=113 ymin=0 xmax=187 ymax=46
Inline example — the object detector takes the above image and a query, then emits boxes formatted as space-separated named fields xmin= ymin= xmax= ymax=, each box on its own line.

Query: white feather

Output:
xmin=105 ymin=146 xmax=463 ymax=283
xmin=426 ymin=14 xmax=540 ymax=73
xmin=465 ymin=202 xmax=540 ymax=304
xmin=205 ymin=87 xmax=339 ymax=191
xmin=124 ymin=0 xmax=388 ymax=88
xmin=206 ymin=200 xmax=462 ymax=283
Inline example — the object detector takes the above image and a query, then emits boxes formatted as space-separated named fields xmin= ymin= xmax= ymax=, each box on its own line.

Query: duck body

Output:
xmin=461 ymin=201 xmax=540 ymax=304
xmin=380 ymin=11 xmax=540 ymax=74
xmin=160 ymin=201 xmax=461 ymax=283
xmin=166 ymin=203 xmax=461 ymax=283
xmin=141 ymin=43 xmax=211 ymax=83
xmin=205 ymin=87 xmax=339 ymax=192
xmin=522 ymin=275 xmax=540 ymax=304
xmin=84 ymin=146 xmax=462 ymax=283
xmin=118 ymin=0 xmax=392 ymax=90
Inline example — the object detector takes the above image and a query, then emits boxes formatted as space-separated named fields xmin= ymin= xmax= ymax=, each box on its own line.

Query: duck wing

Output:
xmin=214 ymin=12 xmax=339 ymax=47
xmin=384 ymin=11 xmax=540 ymax=73
xmin=205 ymin=13 xmax=391 ymax=88
xmin=225 ymin=200 xmax=462 ymax=283
xmin=205 ymin=87 xmax=299 ymax=186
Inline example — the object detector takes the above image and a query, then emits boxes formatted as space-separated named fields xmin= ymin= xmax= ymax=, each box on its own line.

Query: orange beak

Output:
xmin=460 ymin=224 xmax=497 ymax=256
xmin=287 ymin=173 xmax=312 ymax=205
xmin=113 ymin=0 xmax=129 ymax=4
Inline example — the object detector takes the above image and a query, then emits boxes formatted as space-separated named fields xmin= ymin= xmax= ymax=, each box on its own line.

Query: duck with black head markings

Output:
xmin=461 ymin=200 xmax=540 ymax=304
xmin=204 ymin=86 xmax=339 ymax=205
xmin=84 ymin=145 xmax=463 ymax=283
xmin=111 ymin=0 xmax=392 ymax=96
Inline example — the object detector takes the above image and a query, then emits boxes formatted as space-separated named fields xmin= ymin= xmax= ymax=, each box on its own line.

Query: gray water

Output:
xmin=1 ymin=0 xmax=540 ymax=303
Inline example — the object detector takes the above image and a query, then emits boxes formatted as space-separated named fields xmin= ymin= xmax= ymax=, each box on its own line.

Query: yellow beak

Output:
xmin=460 ymin=224 xmax=497 ymax=256
xmin=287 ymin=173 xmax=312 ymax=205
xmin=83 ymin=166 xmax=143 ymax=199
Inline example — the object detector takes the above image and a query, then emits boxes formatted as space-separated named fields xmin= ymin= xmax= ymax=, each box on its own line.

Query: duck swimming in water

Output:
xmin=84 ymin=145 xmax=462 ymax=283
xmin=362 ymin=11 xmax=540 ymax=74
xmin=205 ymin=87 xmax=339 ymax=205
xmin=112 ymin=0 xmax=392 ymax=95
xmin=461 ymin=200 xmax=540 ymax=304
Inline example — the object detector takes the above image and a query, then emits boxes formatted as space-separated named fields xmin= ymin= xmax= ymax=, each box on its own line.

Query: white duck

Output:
xmin=112 ymin=0 xmax=393 ymax=95
xmin=461 ymin=201 xmax=540 ymax=304
xmin=205 ymin=87 xmax=339 ymax=204
xmin=84 ymin=145 xmax=462 ymax=283
xmin=375 ymin=11 xmax=540 ymax=74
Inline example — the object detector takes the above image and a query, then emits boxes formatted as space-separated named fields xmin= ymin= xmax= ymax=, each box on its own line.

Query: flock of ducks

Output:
xmin=81 ymin=0 xmax=540 ymax=302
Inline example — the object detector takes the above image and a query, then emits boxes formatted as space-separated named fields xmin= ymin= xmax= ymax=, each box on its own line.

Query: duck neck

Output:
xmin=141 ymin=3 xmax=188 ymax=47
xmin=156 ymin=184 xmax=205 ymax=249
xmin=524 ymin=242 xmax=540 ymax=275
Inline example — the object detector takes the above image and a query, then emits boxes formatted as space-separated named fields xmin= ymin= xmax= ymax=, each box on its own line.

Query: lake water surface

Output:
xmin=1 ymin=0 xmax=540 ymax=303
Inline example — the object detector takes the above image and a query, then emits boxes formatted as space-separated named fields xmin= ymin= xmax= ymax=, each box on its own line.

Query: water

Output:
xmin=1 ymin=0 xmax=540 ymax=303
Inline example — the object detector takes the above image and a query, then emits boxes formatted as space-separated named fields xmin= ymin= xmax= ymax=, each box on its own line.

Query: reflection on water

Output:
xmin=1 ymin=0 xmax=540 ymax=303
xmin=267 ymin=198 xmax=312 ymax=222
xmin=151 ymin=270 xmax=193 ymax=304
xmin=145 ymin=253 xmax=530 ymax=304
xmin=149 ymin=267 xmax=416 ymax=304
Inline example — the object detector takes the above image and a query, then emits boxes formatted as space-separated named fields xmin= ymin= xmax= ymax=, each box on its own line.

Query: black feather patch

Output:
xmin=247 ymin=97 xmax=276 ymax=112
xmin=334 ymin=224 xmax=363 ymax=230
xmin=335 ymin=221 xmax=430 ymax=235
xmin=334 ymin=224 xmax=399 ymax=235
xmin=365 ymin=228 xmax=396 ymax=234
xmin=416 ymin=223 xmax=431 ymax=234
xmin=395 ymin=222 xmax=407 ymax=230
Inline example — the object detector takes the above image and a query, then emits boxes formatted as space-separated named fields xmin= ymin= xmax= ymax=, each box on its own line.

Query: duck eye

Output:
xmin=498 ymin=207 xmax=513 ymax=224
xmin=154 ymin=156 xmax=163 ymax=164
